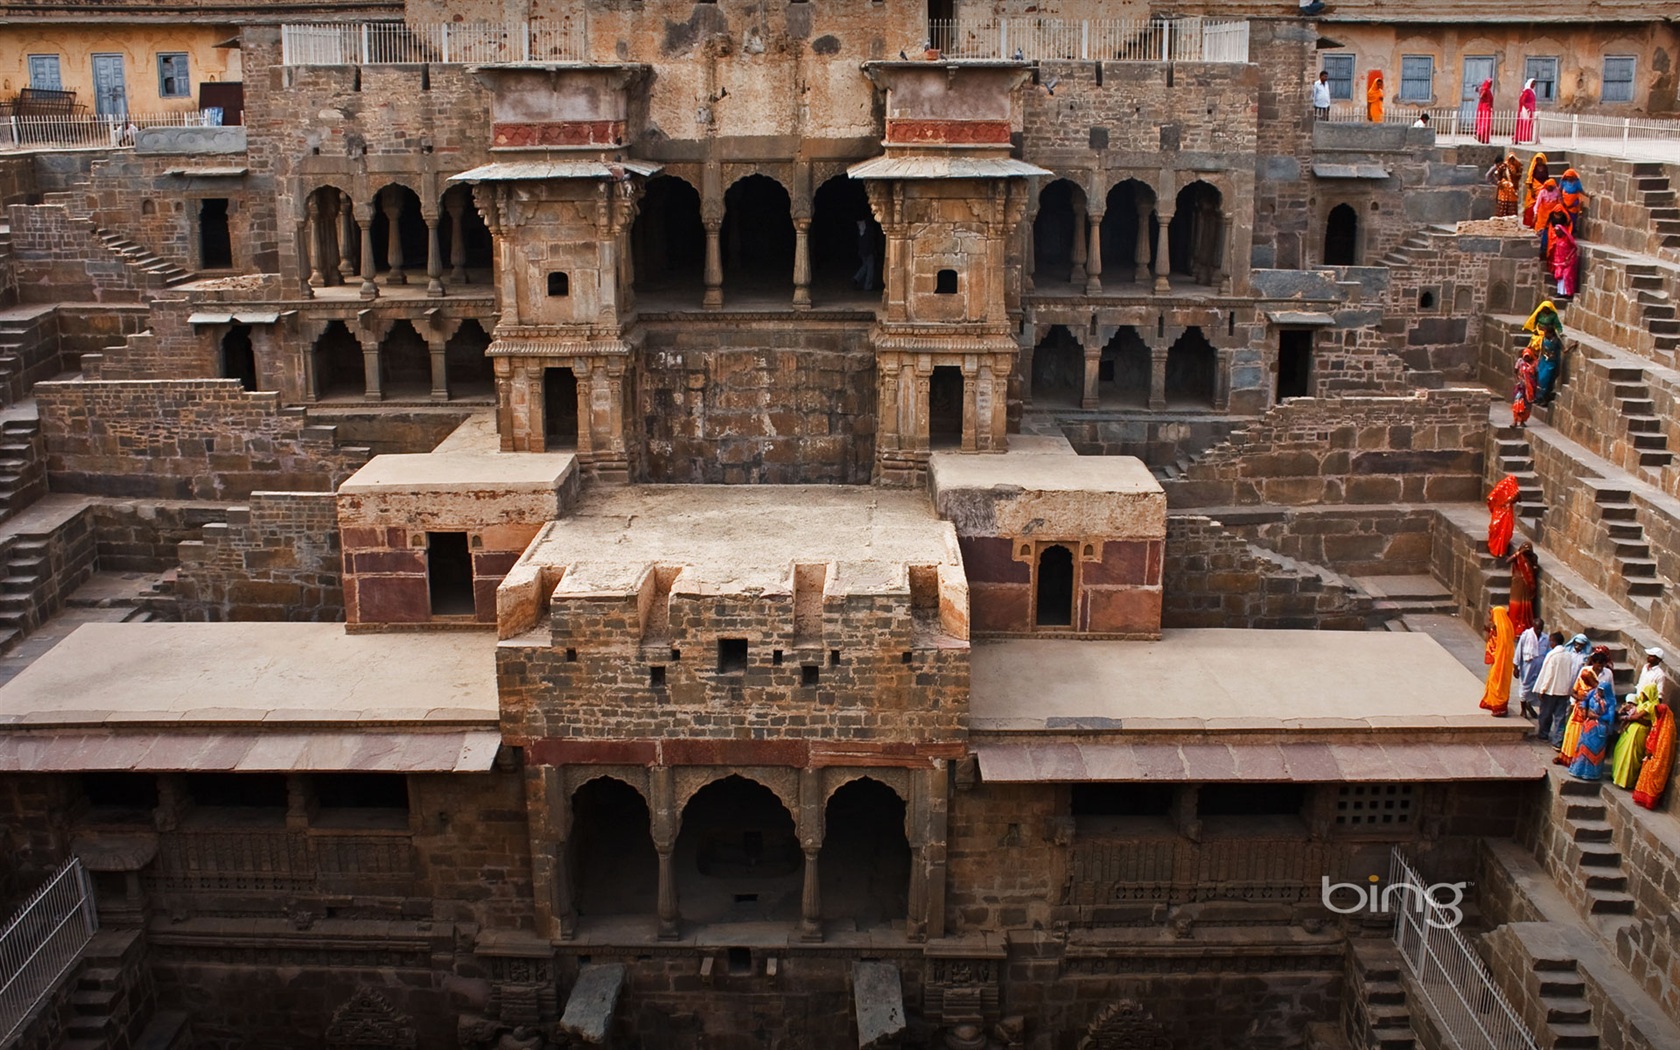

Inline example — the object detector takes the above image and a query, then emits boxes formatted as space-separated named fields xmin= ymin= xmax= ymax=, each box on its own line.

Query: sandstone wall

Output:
xmin=1228 ymin=506 xmax=1437 ymax=577
xmin=36 ymin=378 xmax=370 ymax=499
xmin=5 ymin=204 xmax=148 ymax=304
xmin=1162 ymin=514 xmax=1374 ymax=630
xmin=89 ymin=498 xmax=233 ymax=573
xmin=176 ymin=492 xmax=344 ymax=622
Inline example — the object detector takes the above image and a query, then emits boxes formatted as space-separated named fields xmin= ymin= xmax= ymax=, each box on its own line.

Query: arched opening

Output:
xmin=1032 ymin=179 xmax=1084 ymax=286
xmin=370 ymin=183 xmax=426 ymax=284
xmin=811 ymin=175 xmax=876 ymax=299
xmin=199 ymin=198 xmax=232 ymax=269
xmin=675 ymin=776 xmax=801 ymax=924
xmin=1324 ymin=203 xmax=1359 ymax=265
xmin=572 ymin=778 xmax=657 ymax=917
xmin=1169 ymin=181 xmax=1223 ymax=285
xmin=444 ymin=319 xmax=493 ymax=399
xmin=305 ymin=185 xmax=352 ymax=287
xmin=929 ymin=366 xmax=964 ymax=449
xmin=220 ymin=325 xmax=256 ymax=391
xmin=1030 ymin=325 xmax=1084 ymax=407
xmin=632 ymin=176 xmax=705 ymax=301
xmin=1100 ymin=326 xmax=1151 ymax=407
xmin=377 ymin=319 xmax=431 ymax=398
xmin=1165 ymin=326 xmax=1217 ymax=407
xmin=311 ymin=320 xmax=363 ymax=399
xmin=1102 ymin=180 xmax=1158 ymax=285
xmin=438 ymin=184 xmax=493 ymax=283
xmin=818 ymin=778 xmax=909 ymax=927
xmin=543 ymin=367 xmax=579 ymax=450
xmin=722 ymin=174 xmax=795 ymax=294
xmin=1035 ymin=544 xmax=1075 ymax=627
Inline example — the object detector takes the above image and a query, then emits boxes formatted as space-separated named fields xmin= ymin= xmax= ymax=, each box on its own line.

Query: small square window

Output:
xmin=547 ymin=272 xmax=569 ymax=297
xmin=934 ymin=269 xmax=958 ymax=294
xmin=1322 ymin=54 xmax=1354 ymax=101
xmin=650 ymin=666 xmax=666 ymax=687
xmin=718 ymin=638 xmax=748 ymax=674
xmin=772 ymin=649 xmax=784 ymax=666
xmin=829 ymin=649 xmax=841 ymax=667
xmin=565 ymin=647 xmax=578 ymax=662
xmin=801 ymin=665 xmax=819 ymax=686
xmin=1398 ymin=55 xmax=1433 ymax=103
xmin=1603 ymin=56 xmax=1636 ymax=104
xmin=157 ymin=52 xmax=190 ymax=99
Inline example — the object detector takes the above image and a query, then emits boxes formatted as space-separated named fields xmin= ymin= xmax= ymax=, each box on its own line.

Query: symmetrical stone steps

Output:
xmin=1492 ymin=422 xmax=1545 ymax=527
xmin=1530 ymin=955 xmax=1601 ymax=1050
xmin=95 ymin=229 xmax=192 ymax=287
xmin=1586 ymin=482 xmax=1664 ymax=605
xmin=1346 ymin=940 xmax=1421 ymax=1050
xmin=0 ymin=415 xmax=46 ymax=523
xmin=1604 ymin=364 xmax=1675 ymax=471
xmin=1557 ymin=777 xmax=1638 ymax=919
xmin=1622 ymin=262 xmax=1680 ymax=361
xmin=1632 ymin=162 xmax=1680 ymax=251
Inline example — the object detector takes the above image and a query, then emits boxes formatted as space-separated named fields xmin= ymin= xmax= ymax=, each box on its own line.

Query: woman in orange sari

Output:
xmin=1486 ymin=474 xmax=1520 ymax=557
xmin=1479 ymin=605 xmax=1517 ymax=717
xmin=1366 ymin=71 xmax=1385 ymax=123
xmin=1633 ymin=703 xmax=1676 ymax=808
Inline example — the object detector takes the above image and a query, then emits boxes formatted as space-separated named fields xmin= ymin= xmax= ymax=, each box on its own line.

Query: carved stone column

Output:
xmin=702 ymin=220 xmax=724 ymax=310
xmin=651 ymin=765 xmax=680 ymax=940
xmin=424 ymin=210 xmax=444 ymax=296
xmin=799 ymin=768 xmax=823 ymax=942
xmin=1082 ymin=337 xmax=1101 ymax=409
xmin=1068 ymin=198 xmax=1087 ymax=284
xmin=1218 ymin=211 xmax=1234 ymax=294
xmin=1134 ymin=200 xmax=1152 ymax=283
xmin=1021 ymin=210 xmax=1036 ymax=292
xmin=792 ymin=218 xmax=812 ymax=309
xmin=427 ymin=332 xmax=449 ymax=400
xmin=1154 ymin=211 xmax=1173 ymax=293
xmin=1085 ymin=210 xmax=1103 ymax=295
xmin=358 ymin=211 xmax=378 ymax=300
xmin=446 ymin=195 xmax=468 ymax=283
xmin=338 ymin=191 xmax=356 ymax=280
xmin=305 ymin=195 xmax=324 ymax=288
xmin=320 ymin=192 xmax=342 ymax=286
xmin=1149 ymin=346 xmax=1168 ymax=409
xmin=381 ymin=190 xmax=407 ymax=285
xmin=359 ymin=334 xmax=382 ymax=400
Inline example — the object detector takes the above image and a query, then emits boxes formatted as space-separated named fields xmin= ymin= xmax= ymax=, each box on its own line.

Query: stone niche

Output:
xmin=475 ymin=64 xmax=643 ymax=152
xmin=337 ymin=450 xmax=577 ymax=627
xmin=930 ymin=439 xmax=1166 ymax=638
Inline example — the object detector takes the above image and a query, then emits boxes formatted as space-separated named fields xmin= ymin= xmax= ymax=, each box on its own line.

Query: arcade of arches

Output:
xmin=1031 ymin=177 xmax=1222 ymax=291
xmin=307 ymin=316 xmax=492 ymax=402
xmin=301 ymin=182 xmax=492 ymax=298
xmin=1029 ymin=324 xmax=1219 ymax=409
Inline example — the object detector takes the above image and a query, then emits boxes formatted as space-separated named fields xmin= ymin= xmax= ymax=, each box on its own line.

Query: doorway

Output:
xmin=200 ymin=199 xmax=232 ymax=268
xmin=1460 ymin=56 xmax=1496 ymax=124
xmin=91 ymin=54 xmax=127 ymax=117
xmin=1035 ymin=544 xmax=1075 ymax=627
xmin=427 ymin=531 xmax=474 ymax=616
xmin=544 ymin=367 xmax=579 ymax=450
xmin=221 ymin=325 xmax=256 ymax=391
xmin=1277 ymin=330 xmax=1313 ymax=400
xmin=928 ymin=366 xmax=963 ymax=449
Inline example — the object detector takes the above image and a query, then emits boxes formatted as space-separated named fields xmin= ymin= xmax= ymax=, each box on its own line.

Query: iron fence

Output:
xmin=1318 ymin=103 xmax=1680 ymax=157
xmin=0 ymin=111 xmax=211 ymax=151
xmin=927 ymin=17 xmax=1249 ymax=64
xmin=0 ymin=857 xmax=98 ymax=1046
xmin=281 ymin=21 xmax=590 ymax=66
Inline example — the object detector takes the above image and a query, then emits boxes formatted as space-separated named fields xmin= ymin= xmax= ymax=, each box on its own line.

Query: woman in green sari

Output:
xmin=1612 ymin=682 xmax=1662 ymax=789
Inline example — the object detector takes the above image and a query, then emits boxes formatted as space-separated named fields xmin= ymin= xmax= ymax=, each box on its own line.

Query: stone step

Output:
xmin=1651 ymin=319 xmax=1680 ymax=336
xmin=1622 ymin=559 xmax=1659 ymax=578
xmin=1592 ymin=487 xmax=1632 ymax=504
xmin=1642 ymin=304 xmax=1677 ymax=321
xmin=1598 ymin=506 xmax=1637 ymax=521
xmin=1611 ymin=382 xmax=1646 ymax=398
xmin=1546 ymin=1000 xmax=1593 ymax=1025
xmin=1627 ymin=415 xmax=1661 ymax=433
xmin=1571 ymin=819 xmax=1614 ymax=843
xmin=1370 ymin=1026 xmax=1416 ymax=1050
xmin=1589 ymin=891 xmax=1636 ymax=915
xmin=1363 ymin=980 xmax=1406 ymax=1007
xmin=1608 ymin=522 xmax=1644 ymax=539
xmin=1629 ymin=579 xmax=1665 ymax=597
xmin=1630 ymin=274 xmax=1665 ymax=290
xmin=1584 ymin=871 xmax=1627 ymax=891
xmin=1577 ymin=845 xmax=1622 ymax=868
xmin=1538 ymin=975 xmax=1587 ymax=997
xmin=1547 ymin=1024 xmax=1600 ymax=1049
xmin=1560 ymin=777 xmax=1605 ymax=798
xmin=1634 ymin=176 xmax=1670 ymax=190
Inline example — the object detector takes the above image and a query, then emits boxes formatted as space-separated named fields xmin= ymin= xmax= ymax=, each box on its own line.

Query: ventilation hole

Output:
xmin=801 ymin=665 xmax=819 ymax=686
xmin=649 ymin=666 xmax=666 ymax=687
xmin=934 ymin=269 xmax=958 ymax=294
xmin=565 ymin=648 xmax=578 ymax=662
xmin=829 ymin=649 xmax=841 ymax=667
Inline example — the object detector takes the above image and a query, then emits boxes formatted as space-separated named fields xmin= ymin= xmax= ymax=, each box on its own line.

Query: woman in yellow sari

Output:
xmin=1522 ymin=153 xmax=1550 ymax=226
xmin=1478 ymin=605 xmax=1516 ymax=717
xmin=1633 ymin=703 xmax=1675 ymax=809
xmin=1366 ymin=71 xmax=1385 ymax=123
xmin=1612 ymin=682 xmax=1660 ymax=788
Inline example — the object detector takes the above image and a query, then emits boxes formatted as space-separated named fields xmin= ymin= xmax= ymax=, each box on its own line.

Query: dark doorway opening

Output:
xmin=573 ymin=777 xmax=658 ymax=916
xmin=438 ymin=184 xmax=493 ymax=282
xmin=811 ymin=175 xmax=876 ymax=296
xmin=81 ymin=773 xmax=157 ymax=823
xmin=427 ymin=531 xmax=474 ymax=616
xmin=1031 ymin=325 xmax=1084 ymax=407
xmin=676 ymin=776 xmax=802 ymax=923
xmin=220 ymin=324 xmax=256 ymax=391
xmin=544 ymin=367 xmax=579 ymax=450
xmin=199 ymin=197 xmax=232 ymax=268
xmin=1169 ymin=180 xmax=1223 ymax=284
xmin=1324 ymin=203 xmax=1359 ymax=265
xmin=928 ymin=366 xmax=964 ymax=449
xmin=1102 ymin=179 xmax=1158 ymax=284
xmin=312 ymin=320 xmax=363 ymax=399
xmin=445 ymin=318 xmax=493 ymax=398
xmin=1100 ymin=326 xmax=1151 ymax=407
xmin=1165 ymin=327 xmax=1217 ymax=407
xmin=1278 ymin=330 xmax=1313 ymax=399
xmin=1198 ymin=783 xmax=1306 ymax=817
xmin=370 ymin=183 xmax=427 ymax=283
xmin=1033 ymin=179 xmax=1083 ymax=285
xmin=722 ymin=174 xmax=795 ymax=292
xmin=185 ymin=773 xmax=287 ymax=810
xmin=312 ymin=773 xmax=409 ymax=829
xmin=1035 ymin=544 xmax=1075 ymax=627
xmin=632 ymin=176 xmax=705 ymax=298
xmin=379 ymin=319 xmax=431 ymax=397
xmin=819 ymin=778 xmax=910 ymax=927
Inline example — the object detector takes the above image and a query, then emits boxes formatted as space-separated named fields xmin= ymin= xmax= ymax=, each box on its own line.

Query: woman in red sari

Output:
xmin=1633 ymin=703 xmax=1676 ymax=808
xmin=1486 ymin=474 xmax=1520 ymax=557
xmin=1513 ymin=349 xmax=1538 ymax=427
xmin=1474 ymin=78 xmax=1495 ymax=144
xmin=1506 ymin=541 xmax=1539 ymax=636
xmin=1548 ymin=214 xmax=1579 ymax=298
xmin=1479 ymin=605 xmax=1517 ymax=717
xmin=1514 ymin=78 xmax=1538 ymax=145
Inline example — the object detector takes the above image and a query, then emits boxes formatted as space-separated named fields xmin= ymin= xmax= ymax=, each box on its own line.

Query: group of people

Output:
xmin=1312 ymin=67 xmax=1543 ymax=144
xmin=1489 ymin=154 xmax=1587 ymax=298
xmin=1505 ymin=300 xmax=1569 ymax=428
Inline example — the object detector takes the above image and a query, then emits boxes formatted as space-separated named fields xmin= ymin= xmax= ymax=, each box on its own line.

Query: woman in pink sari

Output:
xmin=1548 ymin=213 xmax=1579 ymax=298
xmin=1475 ymin=78 xmax=1495 ymax=144
xmin=1514 ymin=78 xmax=1538 ymax=144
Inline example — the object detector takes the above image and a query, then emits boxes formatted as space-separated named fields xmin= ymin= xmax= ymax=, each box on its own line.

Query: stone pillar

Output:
xmin=1218 ymin=211 xmax=1234 ymax=294
xmin=799 ymin=768 xmax=823 ymax=942
xmin=651 ymin=765 xmax=680 ymax=940
xmin=792 ymin=218 xmax=812 ymax=310
xmin=381 ymin=190 xmax=407 ymax=285
xmin=1068 ymin=198 xmax=1087 ymax=284
xmin=1134 ymin=200 xmax=1152 ymax=283
xmin=527 ymin=766 xmax=576 ymax=940
xmin=427 ymin=332 xmax=449 ymax=401
xmin=1082 ymin=339 xmax=1101 ymax=409
xmin=1154 ymin=211 xmax=1173 ymax=293
xmin=702 ymin=219 xmax=723 ymax=310
xmin=1085 ymin=210 xmax=1103 ymax=295
xmin=1149 ymin=345 xmax=1168 ymax=409
xmin=1214 ymin=347 xmax=1232 ymax=411
xmin=359 ymin=334 xmax=383 ymax=400
xmin=338 ymin=191 xmax=357 ymax=280
xmin=961 ymin=365 xmax=978 ymax=453
xmin=285 ymin=774 xmax=309 ymax=830
xmin=446 ymin=195 xmax=468 ymax=282
xmin=424 ymin=210 xmax=444 ymax=297
xmin=305 ymin=196 xmax=324 ymax=288
xmin=320 ymin=193 xmax=342 ymax=286
xmin=295 ymin=221 xmax=314 ymax=298
xmin=358 ymin=211 xmax=378 ymax=300
xmin=1022 ymin=212 xmax=1036 ymax=292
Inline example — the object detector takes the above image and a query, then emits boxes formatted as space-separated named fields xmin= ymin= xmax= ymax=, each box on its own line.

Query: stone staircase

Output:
xmin=1378 ymin=230 xmax=1436 ymax=269
xmin=1491 ymin=423 xmax=1545 ymax=529
xmin=1556 ymin=777 xmax=1637 ymax=920
xmin=1631 ymin=163 xmax=1680 ymax=252
xmin=1586 ymin=482 xmax=1664 ymax=606
xmin=1623 ymin=261 xmax=1680 ymax=363
xmin=1529 ymin=955 xmax=1601 ymax=1050
xmin=1604 ymin=363 xmax=1674 ymax=472
xmin=1345 ymin=939 xmax=1422 ymax=1050
xmin=95 ymin=229 xmax=192 ymax=287
xmin=0 ymin=414 xmax=46 ymax=521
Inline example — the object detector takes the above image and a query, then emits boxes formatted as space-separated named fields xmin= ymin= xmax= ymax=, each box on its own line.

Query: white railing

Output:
xmin=1319 ymin=103 xmax=1680 ymax=157
xmin=0 ymin=111 xmax=210 ymax=151
xmin=0 ymin=858 xmax=99 ymax=1046
xmin=927 ymin=17 xmax=1249 ymax=64
xmin=1388 ymin=848 xmax=1538 ymax=1050
xmin=281 ymin=20 xmax=590 ymax=66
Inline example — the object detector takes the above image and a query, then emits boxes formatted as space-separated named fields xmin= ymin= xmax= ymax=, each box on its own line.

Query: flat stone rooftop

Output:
xmin=525 ymin=485 xmax=959 ymax=594
xmin=929 ymin=449 xmax=1166 ymax=539
xmin=0 ymin=624 xmax=500 ymax=772
xmin=338 ymin=450 xmax=575 ymax=494
xmin=970 ymin=630 xmax=1536 ymax=782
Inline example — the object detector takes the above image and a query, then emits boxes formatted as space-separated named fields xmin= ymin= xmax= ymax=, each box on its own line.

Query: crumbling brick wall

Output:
xmin=5 ymin=204 xmax=147 ymax=304
xmin=176 ymin=491 xmax=344 ymax=622
xmin=36 ymin=378 xmax=370 ymax=499
xmin=1162 ymin=514 xmax=1374 ymax=629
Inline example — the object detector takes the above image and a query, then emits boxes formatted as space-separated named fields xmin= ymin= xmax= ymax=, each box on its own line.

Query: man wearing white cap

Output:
xmin=1636 ymin=647 xmax=1666 ymax=701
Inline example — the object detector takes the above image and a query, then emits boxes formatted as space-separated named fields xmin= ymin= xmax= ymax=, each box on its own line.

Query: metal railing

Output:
xmin=0 ymin=111 xmax=212 ymax=151
xmin=927 ymin=17 xmax=1249 ymax=64
xmin=1388 ymin=848 xmax=1538 ymax=1050
xmin=0 ymin=858 xmax=99 ymax=1046
xmin=281 ymin=21 xmax=590 ymax=66
xmin=1318 ymin=103 xmax=1680 ymax=157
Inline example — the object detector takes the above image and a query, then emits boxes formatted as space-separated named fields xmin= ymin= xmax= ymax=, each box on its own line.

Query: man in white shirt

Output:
xmin=1635 ymin=647 xmax=1667 ymax=701
xmin=1312 ymin=71 xmax=1332 ymax=120
xmin=1515 ymin=617 xmax=1550 ymax=718
xmin=1533 ymin=633 xmax=1588 ymax=745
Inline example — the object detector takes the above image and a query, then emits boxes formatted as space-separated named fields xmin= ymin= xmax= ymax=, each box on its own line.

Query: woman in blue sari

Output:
xmin=1568 ymin=653 xmax=1617 ymax=781
xmin=1535 ymin=329 xmax=1564 ymax=404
